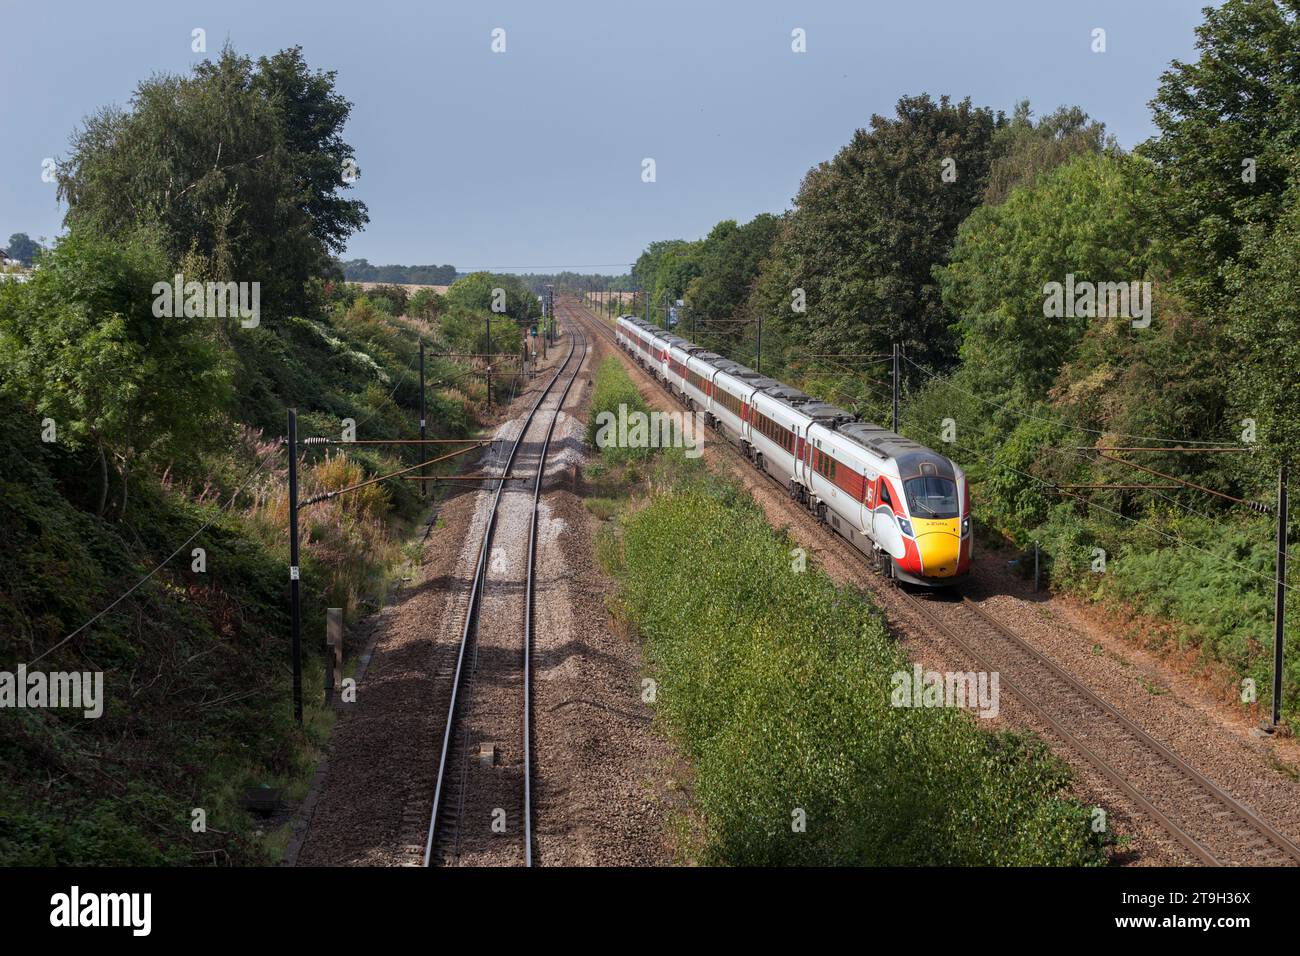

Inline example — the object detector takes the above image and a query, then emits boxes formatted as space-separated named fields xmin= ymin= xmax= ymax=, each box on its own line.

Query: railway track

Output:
xmin=566 ymin=297 xmax=1300 ymax=867
xmin=423 ymin=314 xmax=588 ymax=867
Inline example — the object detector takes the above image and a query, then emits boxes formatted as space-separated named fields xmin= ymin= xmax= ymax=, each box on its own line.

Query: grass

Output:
xmin=603 ymin=452 xmax=1108 ymax=866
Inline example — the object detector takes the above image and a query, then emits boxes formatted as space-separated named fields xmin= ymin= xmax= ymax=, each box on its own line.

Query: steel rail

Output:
xmin=523 ymin=304 xmax=589 ymax=865
xmin=423 ymin=321 xmax=581 ymax=867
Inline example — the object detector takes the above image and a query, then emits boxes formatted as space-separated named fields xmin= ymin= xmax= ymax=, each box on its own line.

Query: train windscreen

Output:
xmin=903 ymin=476 xmax=959 ymax=519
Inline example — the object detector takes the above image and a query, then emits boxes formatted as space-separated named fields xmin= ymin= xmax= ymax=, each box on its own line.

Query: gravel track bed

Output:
xmin=293 ymin=314 xmax=678 ymax=867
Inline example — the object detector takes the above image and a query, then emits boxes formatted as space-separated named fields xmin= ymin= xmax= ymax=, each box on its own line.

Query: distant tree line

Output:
xmin=340 ymin=259 xmax=458 ymax=285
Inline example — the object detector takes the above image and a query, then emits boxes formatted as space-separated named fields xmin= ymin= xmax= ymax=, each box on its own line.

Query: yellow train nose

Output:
xmin=917 ymin=531 xmax=962 ymax=578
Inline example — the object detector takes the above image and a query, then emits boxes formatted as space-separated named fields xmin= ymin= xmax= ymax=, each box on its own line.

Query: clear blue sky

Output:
xmin=1 ymin=0 xmax=1213 ymax=274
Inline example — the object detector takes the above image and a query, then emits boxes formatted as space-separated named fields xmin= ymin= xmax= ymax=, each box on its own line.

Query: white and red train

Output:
xmin=614 ymin=314 xmax=971 ymax=585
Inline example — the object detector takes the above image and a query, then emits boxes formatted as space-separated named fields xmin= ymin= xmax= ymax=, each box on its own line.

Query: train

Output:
xmin=614 ymin=314 xmax=971 ymax=586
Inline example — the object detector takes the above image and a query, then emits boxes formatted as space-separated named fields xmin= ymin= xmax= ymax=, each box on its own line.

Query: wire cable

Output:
xmin=27 ymin=441 xmax=284 ymax=668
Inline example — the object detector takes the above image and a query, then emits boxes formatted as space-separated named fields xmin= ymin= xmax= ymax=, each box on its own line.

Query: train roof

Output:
xmin=761 ymin=384 xmax=813 ymax=405
xmin=617 ymin=317 xmax=952 ymax=470
xmin=800 ymin=401 xmax=856 ymax=425
xmin=833 ymin=422 xmax=953 ymax=477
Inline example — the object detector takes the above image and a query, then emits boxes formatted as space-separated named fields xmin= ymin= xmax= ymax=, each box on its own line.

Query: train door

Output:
xmin=871 ymin=477 xmax=906 ymax=560
xmin=794 ymin=426 xmax=807 ymax=488
xmin=860 ymin=470 xmax=875 ymax=534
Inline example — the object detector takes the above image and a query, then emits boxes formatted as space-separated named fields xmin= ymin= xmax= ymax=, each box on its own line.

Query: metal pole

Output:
xmin=1273 ymin=465 xmax=1288 ymax=728
xmin=287 ymin=409 xmax=303 ymax=724
xmin=486 ymin=313 xmax=492 ymax=410
xmin=892 ymin=342 xmax=900 ymax=433
xmin=1034 ymin=541 xmax=1040 ymax=593
xmin=756 ymin=314 xmax=762 ymax=374
xmin=419 ymin=341 xmax=427 ymax=497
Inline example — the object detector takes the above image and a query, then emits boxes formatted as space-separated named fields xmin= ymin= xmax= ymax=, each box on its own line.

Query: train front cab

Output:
xmin=883 ymin=460 xmax=971 ymax=586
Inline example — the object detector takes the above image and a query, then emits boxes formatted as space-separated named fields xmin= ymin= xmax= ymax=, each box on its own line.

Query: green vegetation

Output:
xmin=602 ymin=457 xmax=1107 ymax=866
xmin=627 ymin=0 xmax=1300 ymax=729
xmin=5 ymin=232 xmax=42 ymax=265
xmin=586 ymin=357 xmax=652 ymax=464
xmin=341 ymin=259 xmax=457 ymax=285
xmin=56 ymin=45 xmax=367 ymax=316
xmin=0 ymin=44 xmax=507 ymax=864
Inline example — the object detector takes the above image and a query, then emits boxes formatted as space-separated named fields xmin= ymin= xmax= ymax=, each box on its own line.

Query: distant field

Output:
xmin=356 ymin=281 xmax=451 ymax=296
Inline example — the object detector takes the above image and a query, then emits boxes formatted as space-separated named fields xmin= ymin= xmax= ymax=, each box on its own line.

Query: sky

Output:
xmin=1 ymin=0 xmax=1214 ymax=274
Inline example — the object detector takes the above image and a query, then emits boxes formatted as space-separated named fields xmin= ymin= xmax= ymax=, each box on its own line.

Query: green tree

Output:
xmin=1228 ymin=187 xmax=1300 ymax=470
xmin=764 ymin=94 xmax=1004 ymax=369
xmin=937 ymin=152 xmax=1149 ymax=400
xmin=631 ymin=239 xmax=691 ymax=305
xmin=407 ymin=287 xmax=443 ymax=321
xmin=5 ymin=233 xmax=42 ymax=265
xmin=983 ymin=101 xmax=1111 ymax=205
xmin=685 ymin=214 xmax=782 ymax=350
xmin=443 ymin=272 xmax=538 ymax=322
xmin=1139 ymin=0 xmax=1300 ymax=312
xmin=367 ymin=283 xmax=409 ymax=316
xmin=56 ymin=45 xmax=367 ymax=314
xmin=0 ymin=229 xmax=231 ymax=517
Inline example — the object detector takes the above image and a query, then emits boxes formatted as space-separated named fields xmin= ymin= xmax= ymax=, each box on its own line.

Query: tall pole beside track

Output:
xmin=288 ymin=408 xmax=303 ymax=724
xmin=486 ymin=312 xmax=492 ymax=410
xmin=892 ymin=342 xmax=900 ymax=434
xmin=419 ymin=341 xmax=427 ymax=497
xmin=1273 ymin=465 xmax=1288 ymax=729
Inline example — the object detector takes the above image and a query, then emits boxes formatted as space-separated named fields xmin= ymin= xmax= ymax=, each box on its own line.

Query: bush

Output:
xmin=612 ymin=466 xmax=1107 ymax=865
xmin=587 ymin=357 xmax=653 ymax=464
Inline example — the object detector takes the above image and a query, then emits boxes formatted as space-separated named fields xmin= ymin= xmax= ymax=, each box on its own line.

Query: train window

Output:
xmin=879 ymin=482 xmax=893 ymax=508
xmin=904 ymin=476 xmax=959 ymax=519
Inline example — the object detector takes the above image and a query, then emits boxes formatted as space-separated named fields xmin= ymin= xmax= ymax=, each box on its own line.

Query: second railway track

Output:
xmin=423 ymin=315 xmax=588 ymax=867
xmin=567 ymin=297 xmax=1300 ymax=868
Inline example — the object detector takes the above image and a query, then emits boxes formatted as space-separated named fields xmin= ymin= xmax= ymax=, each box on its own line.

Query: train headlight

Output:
xmin=898 ymin=517 xmax=914 ymax=537
xmin=961 ymin=516 xmax=970 ymax=537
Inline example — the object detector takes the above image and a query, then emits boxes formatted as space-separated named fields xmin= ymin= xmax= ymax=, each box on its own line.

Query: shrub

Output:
xmin=612 ymin=467 xmax=1106 ymax=865
xmin=587 ymin=357 xmax=653 ymax=464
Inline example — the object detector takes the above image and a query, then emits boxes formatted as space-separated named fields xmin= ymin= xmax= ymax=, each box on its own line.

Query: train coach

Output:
xmin=613 ymin=314 xmax=971 ymax=585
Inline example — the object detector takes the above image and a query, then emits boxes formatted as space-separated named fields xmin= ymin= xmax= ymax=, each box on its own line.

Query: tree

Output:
xmin=937 ymin=152 xmax=1150 ymax=400
xmin=1139 ymin=0 xmax=1300 ymax=312
xmin=0 ymin=229 xmax=231 ymax=517
xmin=367 ymin=283 xmax=409 ymax=316
xmin=5 ymin=233 xmax=42 ymax=265
xmin=685 ymin=214 xmax=782 ymax=350
xmin=408 ymin=287 xmax=443 ymax=321
xmin=250 ymin=47 xmax=368 ymax=260
xmin=56 ymin=45 xmax=367 ymax=315
xmin=1228 ymin=187 xmax=1300 ymax=470
xmin=631 ymin=240 xmax=691 ymax=304
xmin=443 ymin=272 xmax=538 ymax=323
xmin=983 ymin=102 xmax=1111 ymax=205
xmin=764 ymin=94 xmax=1004 ymax=369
